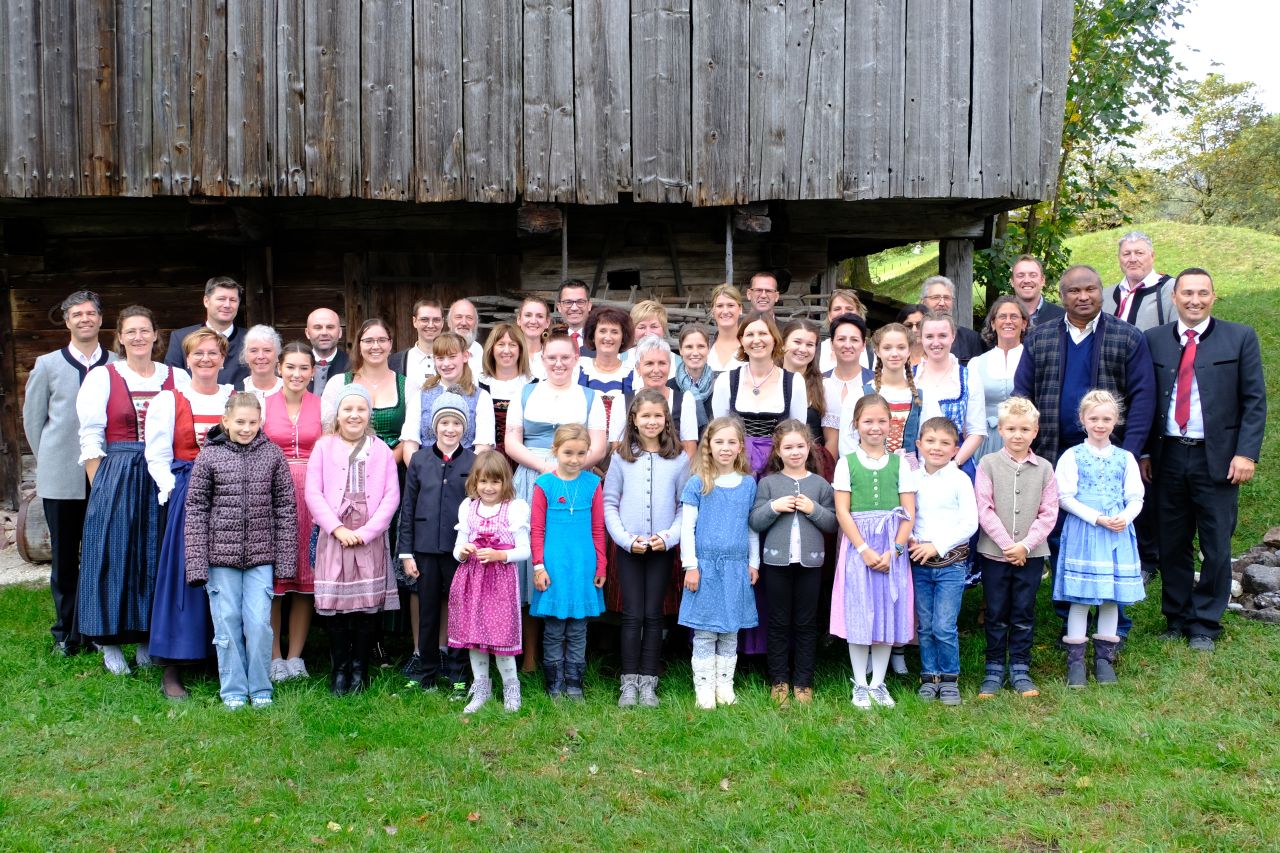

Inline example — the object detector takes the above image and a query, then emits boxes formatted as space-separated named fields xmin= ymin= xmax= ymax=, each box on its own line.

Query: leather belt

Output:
xmin=1164 ymin=435 xmax=1205 ymax=446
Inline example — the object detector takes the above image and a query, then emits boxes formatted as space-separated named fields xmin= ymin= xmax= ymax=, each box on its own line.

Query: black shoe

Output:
xmin=1188 ymin=634 xmax=1215 ymax=653
xmin=53 ymin=640 xmax=83 ymax=657
xmin=401 ymin=653 xmax=427 ymax=683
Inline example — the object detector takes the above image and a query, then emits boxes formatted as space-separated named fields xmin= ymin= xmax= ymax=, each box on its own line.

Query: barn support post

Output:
xmin=0 ymin=274 xmax=19 ymax=509
xmin=724 ymin=208 xmax=733 ymax=285
xmin=939 ymin=238 xmax=975 ymax=329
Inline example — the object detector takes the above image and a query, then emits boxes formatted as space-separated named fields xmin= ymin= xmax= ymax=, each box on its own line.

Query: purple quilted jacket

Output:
xmin=184 ymin=428 xmax=297 ymax=585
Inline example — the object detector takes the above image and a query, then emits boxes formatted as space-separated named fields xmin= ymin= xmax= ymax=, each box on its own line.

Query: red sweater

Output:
xmin=531 ymin=483 xmax=608 ymax=579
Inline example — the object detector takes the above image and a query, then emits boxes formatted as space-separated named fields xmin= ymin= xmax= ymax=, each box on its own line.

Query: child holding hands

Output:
xmin=974 ymin=397 xmax=1058 ymax=698
xmin=907 ymin=417 xmax=978 ymax=705
xmin=1054 ymin=390 xmax=1145 ymax=688
xmin=749 ymin=419 xmax=836 ymax=705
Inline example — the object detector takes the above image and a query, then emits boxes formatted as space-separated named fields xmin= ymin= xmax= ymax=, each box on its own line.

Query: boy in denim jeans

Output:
xmin=908 ymin=417 xmax=978 ymax=705
xmin=974 ymin=397 xmax=1059 ymax=698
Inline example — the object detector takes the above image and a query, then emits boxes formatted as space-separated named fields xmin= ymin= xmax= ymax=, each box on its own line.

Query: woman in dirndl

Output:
xmin=77 ymin=305 xmax=190 ymax=676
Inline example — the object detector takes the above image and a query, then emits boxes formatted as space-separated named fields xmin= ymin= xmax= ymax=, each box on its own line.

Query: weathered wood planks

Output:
xmin=0 ymin=0 xmax=1072 ymax=208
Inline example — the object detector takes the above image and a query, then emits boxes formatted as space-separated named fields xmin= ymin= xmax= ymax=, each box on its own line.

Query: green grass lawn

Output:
xmin=3 ymin=221 xmax=1277 ymax=850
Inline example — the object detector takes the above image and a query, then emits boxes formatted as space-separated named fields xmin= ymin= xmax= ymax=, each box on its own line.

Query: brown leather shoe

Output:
xmin=792 ymin=686 xmax=813 ymax=705
xmin=770 ymin=682 xmax=790 ymax=707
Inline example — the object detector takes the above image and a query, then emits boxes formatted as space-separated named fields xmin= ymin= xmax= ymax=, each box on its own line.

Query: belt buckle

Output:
xmin=1177 ymin=436 xmax=1201 ymax=446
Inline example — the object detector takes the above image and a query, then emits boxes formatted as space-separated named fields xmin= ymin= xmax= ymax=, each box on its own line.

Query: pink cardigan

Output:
xmin=305 ymin=434 xmax=401 ymax=542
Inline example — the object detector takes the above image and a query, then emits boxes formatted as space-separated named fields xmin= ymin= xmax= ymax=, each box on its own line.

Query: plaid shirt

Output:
xmin=1013 ymin=313 xmax=1156 ymax=464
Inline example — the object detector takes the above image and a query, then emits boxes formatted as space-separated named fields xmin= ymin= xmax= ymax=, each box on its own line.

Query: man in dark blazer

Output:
xmin=163 ymin=276 xmax=250 ymax=385
xmin=1143 ymin=268 xmax=1266 ymax=652
xmin=921 ymin=275 xmax=987 ymax=363
xmin=1010 ymin=254 xmax=1065 ymax=327
xmin=305 ymin=307 xmax=349 ymax=393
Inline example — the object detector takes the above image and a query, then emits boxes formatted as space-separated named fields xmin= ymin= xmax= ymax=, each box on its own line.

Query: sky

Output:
xmin=1171 ymin=0 xmax=1280 ymax=111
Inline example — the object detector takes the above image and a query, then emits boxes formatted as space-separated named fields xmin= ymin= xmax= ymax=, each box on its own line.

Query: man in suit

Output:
xmin=305 ymin=307 xmax=349 ymax=393
xmin=1106 ymin=231 xmax=1174 ymax=331
xmin=921 ymin=275 xmax=987 ymax=364
xmin=163 ymin=276 xmax=250 ymax=385
xmin=23 ymin=290 xmax=117 ymax=655
xmin=1143 ymin=268 xmax=1266 ymax=652
xmin=1010 ymin=254 xmax=1065 ymax=327
xmin=389 ymin=298 xmax=444 ymax=389
xmin=556 ymin=280 xmax=593 ymax=355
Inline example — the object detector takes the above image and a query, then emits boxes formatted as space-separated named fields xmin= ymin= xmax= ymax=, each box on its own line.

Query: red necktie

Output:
xmin=1174 ymin=329 xmax=1197 ymax=433
xmin=571 ymin=331 xmax=581 ymax=353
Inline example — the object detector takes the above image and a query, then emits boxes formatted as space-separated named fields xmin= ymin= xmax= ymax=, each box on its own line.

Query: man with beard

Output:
xmin=447 ymin=298 xmax=484 ymax=375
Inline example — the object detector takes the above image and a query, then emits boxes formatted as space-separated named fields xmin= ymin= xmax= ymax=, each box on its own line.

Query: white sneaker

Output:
xmin=502 ymin=679 xmax=522 ymax=713
xmin=269 ymin=658 xmax=290 ymax=682
xmin=102 ymin=645 xmax=131 ymax=676
xmin=285 ymin=657 xmax=309 ymax=679
xmin=850 ymin=682 xmax=872 ymax=709
xmin=869 ymin=684 xmax=896 ymax=708
xmin=463 ymin=677 xmax=492 ymax=714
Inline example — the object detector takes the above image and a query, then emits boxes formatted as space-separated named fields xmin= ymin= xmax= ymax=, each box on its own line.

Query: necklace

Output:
xmin=747 ymin=364 xmax=775 ymax=396
xmin=561 ymin=475 xmax=584 ymax=515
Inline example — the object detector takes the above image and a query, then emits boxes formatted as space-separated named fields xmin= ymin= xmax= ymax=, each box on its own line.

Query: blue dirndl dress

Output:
xmin=529 ymin=471 xmax=606 ymax=620
xmin=1053 ymin=444 xmax=1145 ymax=606
xmin=78 ymin=441 xmax=162 ymax=642
xmin=148 ymin=459 xmax=214 ymax=661
xmin=677 ymin=475 xmax=759 ymax=634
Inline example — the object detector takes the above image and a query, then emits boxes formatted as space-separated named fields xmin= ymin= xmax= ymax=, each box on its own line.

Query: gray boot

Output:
xmin=463 ymin=676 xmax=492 ymax=714
xmin=501 ymin=678 xmax=522 ymax=712
xmin=1093 ymin=636 xmax=1119 ymax=685
xmin=637 ymin=675 xmax=660 ymax=708
xmin=977 ymin=664 xmax=1005 ymax=698
xmin=1065 ymin=640 xmax=1087 ymax=688
xmin=618 ymin=673 xmax=640 ymax=707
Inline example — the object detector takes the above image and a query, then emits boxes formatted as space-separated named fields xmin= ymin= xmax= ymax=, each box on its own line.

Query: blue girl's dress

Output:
xmin=678 ymin=475 xmax=759 ymax=634
xmin=529 ymin=470 xmax=606 ymax=620
xmin=1053 ymin=444 xmax=1145 ymax=606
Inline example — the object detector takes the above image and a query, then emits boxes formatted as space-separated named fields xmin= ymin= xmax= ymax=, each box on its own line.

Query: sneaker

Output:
xmin=1188 ymin=634 xmax=1215 ymax=653
xmin=792 ymin=686 xmax=813 ymax=705
xmin=463 ymin=678 xmax=492 ymax=714
xmin=101 ymin=645 xmax=131 ymax=676
xmin=285 ymin=657 xmax=310 ymax=679
xmin=938 ymin=680 xmax=961 ymax=706
xmin=977 ymin=667 xmax=1004 ymax=699
xmin=889 ymin=650 xmax=908 ymax=676
xmin=269 ymin=658 xmax=290 ymax=683
xmin=134 ymin=643 xmax=153 ymax=668
xmin=502 ymin=679 xmax=522 ymax=712
xmin=448 ymin=681 xmax=469 ymax=702
xmin=850 ymin=683 xmax=872 ymax=709
xmin=918 ymin=679 xmax=940 ymax=702
xmin=770 ymin=683 xmax=791 ymax=707
xmin=868 ymin=684 xmax=896 ymax=708
xmin=1008 ymin=667 xmax=1040 ymax=697
xmin=223 ymin=697 xmax=247 ymax=710
xmin=401 ymin=653 xmax=427 ymax=682
xmin=251 ymin=696 xmax=274 ymax=709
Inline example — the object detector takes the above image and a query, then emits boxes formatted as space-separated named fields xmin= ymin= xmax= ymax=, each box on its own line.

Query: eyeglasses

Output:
xmin=360 ymin=337 xmax=392 ymax=346
xmin=559 ymin=298 xmax=589 ymax=308
xmin=749 ymin=288 xmax=777 ymax=295
xmin=415 ymin=317 xmax=443 ymax=325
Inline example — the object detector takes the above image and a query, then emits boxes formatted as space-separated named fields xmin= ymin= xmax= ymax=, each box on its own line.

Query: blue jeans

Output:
xmin=207 ymin=565 xmax=274 ymax=702
xmin=543 ymin=617 xmax=588 ymax=667
xmin=912 ymin=563 xmax=965 ymax=677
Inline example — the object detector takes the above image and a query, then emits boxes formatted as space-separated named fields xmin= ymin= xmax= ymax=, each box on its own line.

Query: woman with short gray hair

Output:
xmin=241 ymin=324 xmax=283 ymax=402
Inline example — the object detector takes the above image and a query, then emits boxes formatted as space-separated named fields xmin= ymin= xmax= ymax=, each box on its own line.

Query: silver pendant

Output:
xmin=752 ymin=387 xmax=760 ymax=395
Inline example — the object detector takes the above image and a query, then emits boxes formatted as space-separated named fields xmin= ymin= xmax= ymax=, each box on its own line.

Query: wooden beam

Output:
xmin=939 ymin=238 xmax=974 ymax=329
xmin=0 ymin=273 xmax=20 ymax=508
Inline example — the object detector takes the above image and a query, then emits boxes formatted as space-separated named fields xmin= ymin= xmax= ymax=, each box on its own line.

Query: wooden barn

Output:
xmin=0 ymin=0 xmax=1071 ymax=509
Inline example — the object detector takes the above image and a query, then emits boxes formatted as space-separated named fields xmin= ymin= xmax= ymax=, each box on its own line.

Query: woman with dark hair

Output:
xmin=779 ymin=318 xmax=834 ymax=481
xmin=478 ymin=322 xmax=535 ymax=461
xmin=320 ymin=318 xmax=406 ymax=461
xmin=263 ymin=341 xmax=324 ymax=682
xmin=897 ymin=303 xmax=928 ymax=368
xmin=76 ymin=305 xmax=190 ymax=676
xmin=818 ymin=289 xmax=871 ymax=373
xmin=577 ymin=305 xmax=635 ymax=442
xmin=821 ymin=313 xmax=874 ymax=451
xmin=967 ymin=295 xmax=1030 ymax=462
xmin=144 ymin=328 xmax=233 ymax=699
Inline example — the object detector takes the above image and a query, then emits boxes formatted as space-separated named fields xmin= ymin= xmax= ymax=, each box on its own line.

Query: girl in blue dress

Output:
xmin=1054 ymin=390 xmax=1145 ymax=688
xmin=679 ymin=416 xmax=760 ymax=710
xmin=529 ymin=423 xmax=607 ymax=701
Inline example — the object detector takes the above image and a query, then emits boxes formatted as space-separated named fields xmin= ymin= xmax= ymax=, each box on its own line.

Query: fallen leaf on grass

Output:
xmin=467 ymin=812 xmax=481 ymax=823
xmin=309 ymin=837 xmax=323 ymax=845
xmin=566 ymin=726 xmax=579 ymax=739
xmin=1075 ymin=776 xmax=1091 ymax=789
xmin=384 ymin=826 xmax=398 ymax=836
xmin=253 ymin=817 xmax=262 ymax=824
xmin=719 ymin=778 xmax=730 ymax=791
xmin=631 ymin=769 xmax=646 ymax=776
xmin=327 ymin=821 xmax=342 ymax=832
xmin=415 ymin=814 xmax=428 ymax=824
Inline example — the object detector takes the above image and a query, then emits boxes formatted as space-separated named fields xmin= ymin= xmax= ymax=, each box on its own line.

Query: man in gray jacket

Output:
xmin=23 ymin=290 xmax=116 ymax=655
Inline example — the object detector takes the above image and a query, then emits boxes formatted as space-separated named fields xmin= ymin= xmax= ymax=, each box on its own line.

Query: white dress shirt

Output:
xmin=1164 ymin=317 xmax=1210 ymax=439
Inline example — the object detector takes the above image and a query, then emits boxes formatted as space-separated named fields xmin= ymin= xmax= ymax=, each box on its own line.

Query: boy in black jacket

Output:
xmin=399 ymin=391 xmax=475 ymax=698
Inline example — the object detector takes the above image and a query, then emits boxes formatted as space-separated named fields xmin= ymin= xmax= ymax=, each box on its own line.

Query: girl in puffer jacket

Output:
xmin=185 ymin=391 xmax=297 ymax=710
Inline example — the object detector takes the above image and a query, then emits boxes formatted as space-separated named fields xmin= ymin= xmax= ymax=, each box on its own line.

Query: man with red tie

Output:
xmin=556 ymin=280 xmax=593 ymax=356
xmin=1106 ymin=231 xmax=1174 ymax=331
xmin=305 ymin=307 xmax=349 ymax=393
xmin=1143 ymin=268 xmax=1266 ymax=652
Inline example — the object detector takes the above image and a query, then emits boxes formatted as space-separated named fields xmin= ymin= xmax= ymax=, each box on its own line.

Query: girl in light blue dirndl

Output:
xmin=1054 ymin=390 xmax=1145 ymax=688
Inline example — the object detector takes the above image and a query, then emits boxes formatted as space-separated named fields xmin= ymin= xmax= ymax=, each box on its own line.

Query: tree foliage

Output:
xmin=975 ymin=0 xmax=1190 ymax=300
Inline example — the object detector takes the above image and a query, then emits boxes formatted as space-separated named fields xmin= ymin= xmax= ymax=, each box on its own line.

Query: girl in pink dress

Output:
xmin=263 ymin=342 xmax=324 ymax=682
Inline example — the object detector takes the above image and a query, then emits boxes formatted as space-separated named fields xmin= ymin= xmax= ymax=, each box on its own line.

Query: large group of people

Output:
xmin=22 ymin=230 xmax=1266 ymax=712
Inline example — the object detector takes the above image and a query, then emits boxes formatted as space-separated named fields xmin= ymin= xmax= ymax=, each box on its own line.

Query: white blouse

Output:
xmin=506 ymin=381 xmax=608 ymax=435
xmin=833 ymin=445 xmax=918 ymax=494
xmin=144 ymin=385 xmax=234 ymax=504
xmin=1055 ymin=442 xmax=1144 ymax=526
xmin=710 ymin=366 xmax=809 ymax=421
xmin=399 ymin=385 xmax=497 ymax=448
xmin=914 ymin=357 xmax=987 ymax=439
xmin=242 ymin=375 xmax=283 ymax=407
xmin=77 ymin=362 xmax=190 ymax=463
